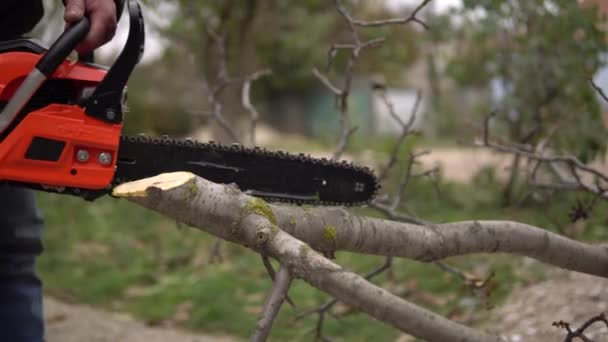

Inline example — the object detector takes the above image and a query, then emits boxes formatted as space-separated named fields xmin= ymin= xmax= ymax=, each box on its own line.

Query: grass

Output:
xmin=35 ymin=147 xmax=608 ymax=341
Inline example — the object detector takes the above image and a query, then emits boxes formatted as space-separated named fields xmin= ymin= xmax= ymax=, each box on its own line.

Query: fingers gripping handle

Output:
xmin=78 ymin=0 xmax=126 ymax=62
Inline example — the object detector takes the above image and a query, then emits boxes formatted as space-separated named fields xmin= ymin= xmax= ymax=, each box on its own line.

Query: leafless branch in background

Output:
xmin=377 ymin=89 xmax=422 ymax=182
xmin=349 ymin=0 xmax=433 ymax=30
xmin=202 ymin=25 xmax=274 ymax=147
xmin=590 ymin=79 xmax=608 ymax=103
xmin=205 ymin=25 xmax=242 ymax=143
xmin=312 ymin=68 xmax=343 ymax=96
xmin=435 ymin=261 xmax=496 ymax=307
xmin=371 ymin=149 xmax=436 ymax=226
xmin=553 ymin=312 xmax=608 ymax=342
xmin=208 ymin=239 xmax=224 ymax=264
xmin=242 ymin=69 xmax=272 ymax=146
xmin=479 ymin=111 xmax=608 ymax=201
xmin=313 ymin=0 xmax=431 ymax=160
xmin=251 ymin=264 xmax=293 ymax=342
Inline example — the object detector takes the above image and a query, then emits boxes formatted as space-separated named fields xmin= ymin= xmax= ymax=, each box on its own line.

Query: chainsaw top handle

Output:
xmin=0 ymin=17 xmax=92 ymax=135
xmin=36 ymin=19 xmax=90 ymax=77
xmin=39 ymin=0 xmax=128 ymax=75
xmin=0 ymin=0 xmax=143 ymax=135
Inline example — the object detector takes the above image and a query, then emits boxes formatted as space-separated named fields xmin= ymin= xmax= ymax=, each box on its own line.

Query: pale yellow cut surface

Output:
xmin=112 ymin=172 xmax=196 ymax=197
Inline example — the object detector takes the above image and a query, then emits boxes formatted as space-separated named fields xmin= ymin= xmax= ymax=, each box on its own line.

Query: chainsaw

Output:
xmin=0 ymin=0 xmax=378 ymax=206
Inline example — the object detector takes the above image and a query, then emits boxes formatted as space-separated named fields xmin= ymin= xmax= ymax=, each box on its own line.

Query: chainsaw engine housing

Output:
xmin=0 ymin=40 xmax=120 ymax=190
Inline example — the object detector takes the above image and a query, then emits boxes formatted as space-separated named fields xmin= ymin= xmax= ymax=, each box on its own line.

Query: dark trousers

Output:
xmin=0 ymin=186 xmax=45 ymax=342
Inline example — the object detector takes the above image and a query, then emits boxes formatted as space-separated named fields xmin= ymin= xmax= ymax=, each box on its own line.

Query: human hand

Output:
xmin=64 ymin=0 xmax=117 ymax=54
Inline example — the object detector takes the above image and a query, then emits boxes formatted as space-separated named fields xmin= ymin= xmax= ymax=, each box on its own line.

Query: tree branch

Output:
xmin=338 ymin=0 xmax=433 ymax=30
xmin=376 ymin=89 xmax=422 ymax=182
xmin=479 ymin=111 xmax=608 ymax=201
xmin=553 ymin=312 xmax=608 ymax=342
xmin=115 ymin=172 xmax=608 ymax=278
xmin=590 ymin=79 xmax=608 ymax=103
xmin=261 ymin=255 xmax=296 ymax=308
xmin=295 ymin=256 xmax=394 ymax=341
xmin=242 ymin=69 xmax=272 ymax=146
xmin=113 ymin=172 xmax=503 ymax=341
xmin=205 ymin=26 xmax=242 ymax=143
xmin=251 ymin=264 xmax=293 ymax=342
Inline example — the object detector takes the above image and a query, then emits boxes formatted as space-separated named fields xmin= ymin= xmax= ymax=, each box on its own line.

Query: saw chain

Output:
xmin=112 ymin=134 xmax=380 ymax=206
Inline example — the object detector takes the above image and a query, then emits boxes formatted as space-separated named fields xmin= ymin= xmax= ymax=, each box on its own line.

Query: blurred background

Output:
xmin=29 ymin=0 xmax=608 ymax=341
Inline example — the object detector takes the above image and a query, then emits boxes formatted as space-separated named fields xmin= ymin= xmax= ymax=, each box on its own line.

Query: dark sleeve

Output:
xmin=0 ymin=0 xmax=44 ymax=41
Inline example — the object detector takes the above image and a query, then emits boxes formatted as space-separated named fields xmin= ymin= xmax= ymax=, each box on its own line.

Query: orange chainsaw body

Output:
xmin=0 ymin=51 xmax=122 ymax=190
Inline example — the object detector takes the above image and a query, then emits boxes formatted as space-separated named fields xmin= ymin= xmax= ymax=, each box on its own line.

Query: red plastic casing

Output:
xmin=0 ymin=52 xmax=122 ymax=190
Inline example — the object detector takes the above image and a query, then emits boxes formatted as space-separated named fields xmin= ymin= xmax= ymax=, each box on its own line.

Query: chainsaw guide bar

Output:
xmin=113 ymin=134 xmax=380 ymax=206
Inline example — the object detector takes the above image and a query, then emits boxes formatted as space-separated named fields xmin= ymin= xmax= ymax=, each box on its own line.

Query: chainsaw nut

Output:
xmin=98 ymin=152 xmax=112 ymax=165
xmin=76 ymin=149 xmax=90 ymax=162
xmin=106 ymin=109 xmax=116 ymax=121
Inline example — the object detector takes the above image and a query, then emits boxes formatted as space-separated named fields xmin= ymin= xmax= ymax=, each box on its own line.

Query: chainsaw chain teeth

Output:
xmin=112 ymin=134 xmax=380 ymax=206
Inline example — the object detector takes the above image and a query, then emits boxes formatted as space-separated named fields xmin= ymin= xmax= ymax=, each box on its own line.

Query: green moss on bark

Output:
xmin=243 ymin=198 xmax=277 ymax=226
xmin=323 ymin=225 xmax=337 ymax=242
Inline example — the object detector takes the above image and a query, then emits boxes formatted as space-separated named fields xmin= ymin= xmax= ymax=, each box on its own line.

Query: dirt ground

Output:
xmin=44 ymin=297 xmax=240 ymax=342
xmin=45 ymin=271 xmax=608 ymax=342
xmin=488 ymin=269 xmax=608 ymax=341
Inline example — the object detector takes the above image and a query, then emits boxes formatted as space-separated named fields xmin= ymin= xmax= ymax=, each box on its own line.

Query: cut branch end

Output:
xmin=112 ymin=172 xmax=197 ymax=198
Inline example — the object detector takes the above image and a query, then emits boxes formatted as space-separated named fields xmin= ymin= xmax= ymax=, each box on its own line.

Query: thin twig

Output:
xmin=208 ymin=239 xmax=224 ymax=264
xmin=553 ymin=312 xmax=608 ymax=342
xmin=479 ymin=111 xmax=608 ymax=200
xmin=205 ymin=24 xmax=242 ymax=143
xmin=251 ymin=264 xmax=293 ymax=342
xmin=370 ymin=201 xmax=427 ymax=225
xmin=377 ymin=90 xmax=422 ymax=181
xmin=321 ymin=0 xmax=431 ymax=161
xmin=347 ymin=0 xmax=433 ymax=30
xmin=590 ymin=79 xmax=608 ymax=103
xmin=312 ymin=68 xmax=343 ymax=96
xmin=435 ymin=262 xmax=494 ymax=291
xmin=242 ymin=69 xmax=272 ymax=146
xmin=261 ymin=255 xmax=296 ymax=308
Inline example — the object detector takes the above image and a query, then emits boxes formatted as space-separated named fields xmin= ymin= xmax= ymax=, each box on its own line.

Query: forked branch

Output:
xmin=114 ymin=172 xmax=608 ymax=341
xmin=113 ymin=172 xmax=500 ymax=341
xmin=251 ymin=264 xmax=293 ymax=342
